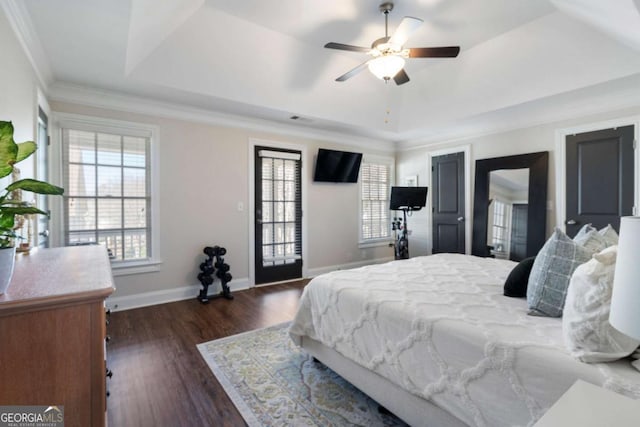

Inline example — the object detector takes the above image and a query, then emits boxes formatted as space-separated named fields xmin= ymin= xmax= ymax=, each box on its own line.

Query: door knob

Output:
xmin=457 ymin=217 xmax=464 ymax=222
xmin=566 ymin=219 xmax=577 ymax=225
xmin=39 ymin=230 xmax=49 ymax=237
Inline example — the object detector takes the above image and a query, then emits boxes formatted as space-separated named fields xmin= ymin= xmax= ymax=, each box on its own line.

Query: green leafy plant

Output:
xmin=0 ymin=121 xmax=64 ymax=248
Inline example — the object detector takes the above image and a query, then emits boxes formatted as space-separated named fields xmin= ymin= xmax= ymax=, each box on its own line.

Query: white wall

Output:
xmin=49 ymin=101 xmax=394 ymax=300
xmin=0 ymin=11 xmax=37 ymax=143
xmin=396 ymin=106 xmax=640 ymax=257
xmin=0 ymin=8 xmax=40 ymax=238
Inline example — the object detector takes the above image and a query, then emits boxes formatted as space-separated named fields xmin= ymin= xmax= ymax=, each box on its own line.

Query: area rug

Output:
xmin=197 ymin=322 xmax=407 ymax=426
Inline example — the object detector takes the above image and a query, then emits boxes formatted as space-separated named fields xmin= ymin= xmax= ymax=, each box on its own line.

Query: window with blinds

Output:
xmin=62 ymin=128 xmax=151 ymax=262
xmin=491 ymin=200 xmax=509 ymax=251
xmin=360 ymin=161 xmax=392 ymax=242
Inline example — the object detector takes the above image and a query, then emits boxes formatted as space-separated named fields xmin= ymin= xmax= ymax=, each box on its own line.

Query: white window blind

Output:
xmin=360 ymin=162 xmax=391 ymax=241
xmin=491 ymin=200 xmax=508 ymax=251
xmin=62 ymin=128 xmax=151 ymax=262
xmin=259 ymin=151 xmax=302 ymax=266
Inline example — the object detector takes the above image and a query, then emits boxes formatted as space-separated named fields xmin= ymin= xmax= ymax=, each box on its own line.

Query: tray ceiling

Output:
xmin=18 ymin=0 xmax=640 ymax=145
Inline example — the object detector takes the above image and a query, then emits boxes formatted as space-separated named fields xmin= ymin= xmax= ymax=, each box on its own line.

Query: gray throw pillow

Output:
xmin=573 ymin=229 xmax=608 ymax=253
xmin=527 ymin=228 xmax=595 ymax=317
xmin=573 ymin=223 xmax=595 ymax=242
xmin=598 ymin=224 xmax=619 ymax=247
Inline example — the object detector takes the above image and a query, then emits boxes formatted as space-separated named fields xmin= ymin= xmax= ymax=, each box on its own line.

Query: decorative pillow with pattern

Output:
xmin=563 ymin=245 xmax=640 ymax=362
xmin=527 ymin=228 xmax=595 ymax=317
xmin=573 ymin=228 xmax=608 ymax=253
xmin=598 ymin=224 xmax=619 ymax=247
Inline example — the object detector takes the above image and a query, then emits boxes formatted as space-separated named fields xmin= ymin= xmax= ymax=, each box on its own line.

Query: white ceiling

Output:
xmin=490 ymin=169 xmax=529 ymax=193
xmin=16 ymin=0 xmax=640 ymax=146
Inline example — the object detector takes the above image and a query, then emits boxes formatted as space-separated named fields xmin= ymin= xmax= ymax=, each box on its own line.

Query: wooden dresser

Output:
xmin=0 ymin=246 xmax=115 ymax=427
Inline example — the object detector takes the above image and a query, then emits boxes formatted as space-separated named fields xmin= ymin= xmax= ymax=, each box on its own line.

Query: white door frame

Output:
xmin=554 ymin=116 xmax=640 ymax=232
xmin=426 ymin=145 xmax=472 ymax=254
xmin=248 ymin=138 xmax=308 ymax=287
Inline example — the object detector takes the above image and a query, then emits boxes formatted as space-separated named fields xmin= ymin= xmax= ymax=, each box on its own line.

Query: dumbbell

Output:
xmin=203 ymin=246 xmax=218 ymax=257
xmin=198 ymin=274 xmax=214 ymax=286
xmin=217 ymin=272 xmax=232 ymax=282
xmin=199 ymin=262 xmax=214 ymax=275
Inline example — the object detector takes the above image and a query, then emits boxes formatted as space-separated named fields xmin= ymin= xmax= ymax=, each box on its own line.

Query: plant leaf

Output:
xmin=6 ymin=178 xmax=64 ymax=195
xmin=0 ymin=121 xmax=18 ymax=179
xmin=0 ymin=206 xmax=48 ymax=216
xmin=0 ymin=213 xmax=15 ymax=229
xmin=16 ymin=141 xmax=36 ymax=163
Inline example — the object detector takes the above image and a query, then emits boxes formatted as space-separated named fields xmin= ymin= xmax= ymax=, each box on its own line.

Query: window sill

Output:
xmin=111 ymin=259 xmax=162 ymax=277
xmin=358 ymin=239 xmax=394 ymax=249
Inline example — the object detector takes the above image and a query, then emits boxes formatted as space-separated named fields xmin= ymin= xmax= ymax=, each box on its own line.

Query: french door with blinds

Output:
xmin=254 ymin=146 xmax=302 ymax=284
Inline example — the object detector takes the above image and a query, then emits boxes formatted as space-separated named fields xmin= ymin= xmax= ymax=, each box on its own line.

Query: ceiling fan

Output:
xmin=325 ymin=2 xmax=460 ymax=85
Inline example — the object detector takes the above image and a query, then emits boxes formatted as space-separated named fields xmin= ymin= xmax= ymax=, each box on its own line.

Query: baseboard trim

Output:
xmin=106 ymin=278 xmax=250 ymax=312
xmin=306 ymin=257 xmax=394 ymax=278
xmin=108 ymin=257 xmax=393 ymax=312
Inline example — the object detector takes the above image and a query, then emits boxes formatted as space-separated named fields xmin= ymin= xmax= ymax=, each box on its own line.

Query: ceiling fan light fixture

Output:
xmin=368 ymin=55 xmax=405 ymax=80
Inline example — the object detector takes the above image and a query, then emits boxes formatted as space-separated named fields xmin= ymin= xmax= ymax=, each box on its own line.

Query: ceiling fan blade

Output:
xmin=393 ymin=69 xmax=410 ymax=85
xmin=409 ymin=46 xmax=460 ymax=58
xmin=324 ymin=42 xmax=370 ymax=53
xmin=388 ymin=17 xmax=423 ymax=47
xmin=335 ymin=61 xmax=370 ymax=82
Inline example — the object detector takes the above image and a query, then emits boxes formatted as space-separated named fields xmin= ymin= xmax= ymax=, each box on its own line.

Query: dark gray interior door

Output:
xmin=254 ymin=146 xmax=302 ymax=284
xmin=432 ymin=152 xmax=465 ymax=254
xmin=509 ymin=203 xmax=528 ymax=261
xmin=566 ymin=126 xmax=634 ymax=236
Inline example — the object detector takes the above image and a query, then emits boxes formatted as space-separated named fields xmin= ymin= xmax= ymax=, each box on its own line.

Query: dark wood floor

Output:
xmin=106 ymin=280 xmax=308 ymax=427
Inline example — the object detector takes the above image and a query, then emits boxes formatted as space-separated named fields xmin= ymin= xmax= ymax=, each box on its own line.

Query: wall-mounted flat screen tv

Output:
xmin=313 ymin=148 xmax=363 ymax=183
xmin=390 ymin=186 xmax=429 ymax=210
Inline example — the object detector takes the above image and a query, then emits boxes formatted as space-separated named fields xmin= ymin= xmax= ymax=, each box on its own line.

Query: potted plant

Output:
xmin=0 ymin=121 xmax=64 ymax=294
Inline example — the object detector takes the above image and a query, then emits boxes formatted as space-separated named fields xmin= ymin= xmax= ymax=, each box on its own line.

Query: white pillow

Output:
xmin=563 ymin=245 xmax=640 ymax=362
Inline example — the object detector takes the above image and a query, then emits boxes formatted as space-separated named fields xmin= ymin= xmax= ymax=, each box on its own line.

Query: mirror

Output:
xmin=472 ymin=152 xmax=548 ymax=260
xmin=487 ymin=169 xmax=529 ymax=261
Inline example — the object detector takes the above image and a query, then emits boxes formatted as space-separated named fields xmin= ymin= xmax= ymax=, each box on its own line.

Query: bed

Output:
xmin=289 ymin=254 xmax=640 ymax=427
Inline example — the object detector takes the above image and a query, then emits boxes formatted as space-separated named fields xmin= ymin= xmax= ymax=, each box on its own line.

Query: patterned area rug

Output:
xmin=197 ymin=322 xmax=407 ymax=427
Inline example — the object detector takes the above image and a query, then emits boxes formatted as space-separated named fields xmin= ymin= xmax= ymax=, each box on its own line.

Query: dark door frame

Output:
xmin=556 ymin=119 xmax=639 ymax=232
xmin=248 ymin=139 xmax=308 ymax=287
xmin=427 ymin=145 xmax=471 ymax=254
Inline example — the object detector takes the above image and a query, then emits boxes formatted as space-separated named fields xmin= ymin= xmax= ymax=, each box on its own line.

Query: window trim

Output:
xmin=50 ymin=112 xmax=161 ymax=275
xmin=358 ymin=154 xmax=395 ymax=248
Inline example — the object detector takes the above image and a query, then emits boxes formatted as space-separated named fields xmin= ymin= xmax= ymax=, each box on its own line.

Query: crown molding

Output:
xmin=396 ymin=81 xmax=640 ymax=152
xmin=1 ymin=0 xmax=54 ymax=90
xmin=48 ymin=82 xmax=396 ymax=153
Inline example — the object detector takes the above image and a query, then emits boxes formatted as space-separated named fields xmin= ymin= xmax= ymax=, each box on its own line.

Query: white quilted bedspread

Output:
xmin=289 ymin=254 xmax=640 ymax=427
